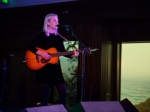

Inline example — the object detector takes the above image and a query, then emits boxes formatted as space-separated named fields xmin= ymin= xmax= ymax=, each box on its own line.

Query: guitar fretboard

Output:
xmin=50 ymin=48 xmax=96 ymax=57
xmin=51 ymin=51 xmax=74 ymax=57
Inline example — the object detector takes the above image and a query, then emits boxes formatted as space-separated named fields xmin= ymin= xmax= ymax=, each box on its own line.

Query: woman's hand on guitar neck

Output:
xmin=72 ymin=50 xmax=79 ymax=57
xmin=36 ymin=50 xmax=51 ymax=60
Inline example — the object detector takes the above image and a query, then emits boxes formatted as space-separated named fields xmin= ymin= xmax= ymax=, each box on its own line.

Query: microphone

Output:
xmin=57 ymin=24 xmax=69 ymax=31
xmin=57 ymin=24 xmax=67 ymax=27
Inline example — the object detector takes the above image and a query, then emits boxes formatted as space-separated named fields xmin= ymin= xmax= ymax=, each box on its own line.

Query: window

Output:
xmin=121 ymin=43 xmax=150 ymax=105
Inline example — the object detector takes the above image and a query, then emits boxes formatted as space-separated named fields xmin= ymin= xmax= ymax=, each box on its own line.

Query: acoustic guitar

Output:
xmin=25 ymin=47 xmax=98 ymax=70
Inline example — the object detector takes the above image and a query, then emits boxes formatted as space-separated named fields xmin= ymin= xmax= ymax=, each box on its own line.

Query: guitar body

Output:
xmin=25 ymin=47 xmax=59 ymax=70
xmin=25 ymin=47 xmax=98 ymax=70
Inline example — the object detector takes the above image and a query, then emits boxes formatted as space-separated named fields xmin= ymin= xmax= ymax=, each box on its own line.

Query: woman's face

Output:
xmin=47 ymin=15 xmax=59 ymax=30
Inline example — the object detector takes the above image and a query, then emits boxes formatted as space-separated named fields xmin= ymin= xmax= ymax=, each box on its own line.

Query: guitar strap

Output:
xmin=57 ymin=33 xmax=69 ymax=42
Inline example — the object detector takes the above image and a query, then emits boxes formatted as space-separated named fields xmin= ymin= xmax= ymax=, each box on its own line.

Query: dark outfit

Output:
xmin=27 ymin=32 xmax=71 ymax=106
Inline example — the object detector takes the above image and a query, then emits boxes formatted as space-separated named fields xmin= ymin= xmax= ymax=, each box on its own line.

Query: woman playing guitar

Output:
xmin=27 ymin=13 xmax=79 ymax=107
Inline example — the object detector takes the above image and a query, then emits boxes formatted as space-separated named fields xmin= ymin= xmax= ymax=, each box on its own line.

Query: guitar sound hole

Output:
xmin=41 ymin=58 xmax=49 ymax=63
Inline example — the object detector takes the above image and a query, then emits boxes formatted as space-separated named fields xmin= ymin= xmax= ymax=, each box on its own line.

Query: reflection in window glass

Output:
xmin=60 ymin=41 xmax=79 ymax=109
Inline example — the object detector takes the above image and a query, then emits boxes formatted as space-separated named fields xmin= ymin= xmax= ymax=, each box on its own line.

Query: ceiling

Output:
xmin=0 ymin=0 xmax=77 ymax=9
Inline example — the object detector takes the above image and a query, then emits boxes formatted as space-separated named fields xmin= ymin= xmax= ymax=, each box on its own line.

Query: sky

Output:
xmin=121 ymin=43 xmax=150 ymax=81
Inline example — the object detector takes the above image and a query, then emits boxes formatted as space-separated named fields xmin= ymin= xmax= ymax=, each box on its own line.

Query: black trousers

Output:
xmin=41 ymin=83 xmax=67 ymax=107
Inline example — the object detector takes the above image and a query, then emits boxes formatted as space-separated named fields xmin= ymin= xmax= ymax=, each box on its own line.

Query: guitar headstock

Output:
xmin=88 ymin=48 xmax=98 ymax=54
xmin=82 ymin=48 xmax=98 ymax=54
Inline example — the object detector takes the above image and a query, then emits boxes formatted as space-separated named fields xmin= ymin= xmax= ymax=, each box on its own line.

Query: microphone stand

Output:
xmin=0 ymin=59 xmax=7 ymax=108
xmin=62 ymin=25 xmax=90 ymax=101
xmin=81 ymin=47 xmax=86 ymax=101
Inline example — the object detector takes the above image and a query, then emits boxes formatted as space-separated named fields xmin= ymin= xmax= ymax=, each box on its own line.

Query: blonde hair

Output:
xmin=43 ymin=13 xmax=58 ymax=32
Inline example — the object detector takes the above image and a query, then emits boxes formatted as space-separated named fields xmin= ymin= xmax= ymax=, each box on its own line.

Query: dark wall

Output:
xmin=0 ymin=0 xmax=150 ymax=109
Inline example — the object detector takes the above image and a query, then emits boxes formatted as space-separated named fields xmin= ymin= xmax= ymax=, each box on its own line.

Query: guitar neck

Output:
xmin=50 ymin=48 xmax=97 ymax=57
xmin=51 ymin=51 xmax=74 ymax=57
